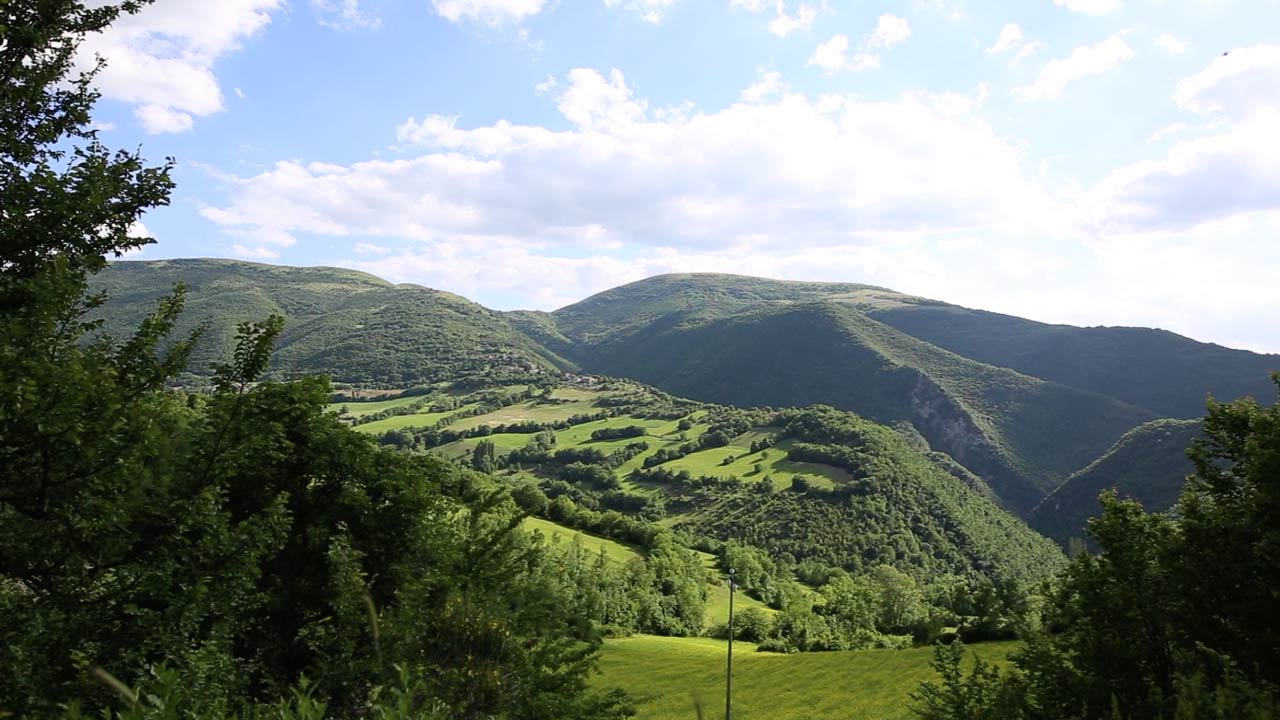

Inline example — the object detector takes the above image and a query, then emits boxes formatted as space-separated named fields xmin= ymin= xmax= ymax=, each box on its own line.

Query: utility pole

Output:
xmin=726 ymin=567 xmax=735 ymax=720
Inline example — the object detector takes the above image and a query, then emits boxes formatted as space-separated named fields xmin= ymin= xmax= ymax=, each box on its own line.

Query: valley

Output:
xmin=10 ymin=8 xmax=1280 ymax=717
xmin=100 ymin=259 xmax=1280 ymax=544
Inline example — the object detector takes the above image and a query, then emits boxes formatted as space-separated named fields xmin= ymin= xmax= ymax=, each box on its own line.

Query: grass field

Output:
xmin=327 ymin=394 xmax=424 ymax=418
xmin=451 ymin=398 xmax=602 ymax=429
xmin=663 ymin=439 xmax=849 ymax=490
xmin=522 ymin=517 xmax=642 ymax=564
xmin=595 ymin=635 xmax=1018 ymax=720
xmin=351 ymin=403 xmax=480 ymax=434
xmin=704 ymin=578 xmax=775 ymax=626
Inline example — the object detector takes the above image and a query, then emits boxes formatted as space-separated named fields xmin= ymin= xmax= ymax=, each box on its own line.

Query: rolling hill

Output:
xmin=541 ymin=276 xmax=1162 ymax=515
xmin=335 ymin=379 xmax=1068 ymax=584
xmin=95 ymin=262 xmax=1276 ymax=526
xmin=91 ymin=259 xmax=571 ymax=383
xmin=865 ymin=303 xmax=1279 ymax=419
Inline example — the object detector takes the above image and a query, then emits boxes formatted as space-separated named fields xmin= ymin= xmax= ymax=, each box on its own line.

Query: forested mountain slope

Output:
xmin=1028 ymin=418 xmax=1203 ymax=547
xmin=865 ymin=303 xmax=1279 ymax=419
xmin=338 ymin=379 xmax=1068 ymax=584
xmin=92 ymin=259 xmax=571 ymax=383
xmin=98 ymin=264 xmax=1273 ymax=522
xmin=545 ymin=276 xmax=1157 ymax=514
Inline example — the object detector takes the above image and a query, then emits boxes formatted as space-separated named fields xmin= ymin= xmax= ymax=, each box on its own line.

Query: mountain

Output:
xmin=543 ymin=275 xmax=1161 ymax=514
xmin=96 ymin=263 xmax=1275 ymax=523
xmin=865 ymin=303 xmax=1279 ymax=419
xmin=1027 ymin=418 xmax=1203 ymax=547
xmin=91 ymin=259 xmax=570 ymax=384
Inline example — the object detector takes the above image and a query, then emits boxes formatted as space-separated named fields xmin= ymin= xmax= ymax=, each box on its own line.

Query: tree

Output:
xmin=0 ymin=4 xmax=632 ymax=717
xmin=915 ymin=376 xmax=1280 ymax=719
xmin=871 ymin=565 xmax=924 ymax=632
xmin=472 ymin=438 xmax=498 ymax=472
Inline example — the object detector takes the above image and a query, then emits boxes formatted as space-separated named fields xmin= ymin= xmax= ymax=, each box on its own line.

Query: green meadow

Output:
xmin=662 ymin=438 xmax=849 ymax=490
xmin=352 ymin=404 xmax=480 ymax=434
xmin=595 ymin=635 xmax=1018 ymax=720
xmin=522 ymin=516 xmax=642 ymax=564
xmin=327 ymin=394 xmax=424 ymax=417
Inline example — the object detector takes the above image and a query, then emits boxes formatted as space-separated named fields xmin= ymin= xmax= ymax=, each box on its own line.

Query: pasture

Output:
xmin=595 ymin=635 xmax=1018 ymax=720
xmin=522 ymin=516 xmax=642 ymax=564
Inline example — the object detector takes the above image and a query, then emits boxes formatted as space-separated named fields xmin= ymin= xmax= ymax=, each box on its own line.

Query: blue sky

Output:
xmin=86 ymin=0 xmax=1280 ymax=352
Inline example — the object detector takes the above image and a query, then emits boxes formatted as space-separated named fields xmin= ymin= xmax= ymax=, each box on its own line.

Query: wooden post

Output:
xmin=726 ymin=567 xmax=735 ymax=720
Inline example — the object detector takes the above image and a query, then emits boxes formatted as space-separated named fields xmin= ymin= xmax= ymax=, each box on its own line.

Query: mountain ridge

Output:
xmin=95 ymin=260 xmax=1278 ymax=525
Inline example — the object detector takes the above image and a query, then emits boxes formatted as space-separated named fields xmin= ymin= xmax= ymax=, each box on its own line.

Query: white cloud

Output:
xmin=807 ymin=15 xmax=910 ymax=74
xmin=603 ymin=0 xmax=678 ymax=24
xmin=135 ymin=104 xmax=195 ymax=134
xmin=1156 ymin=33 xmax=1188 ymax=55
xmin=1146 ymin=122 xmax=1186 ymax=143
xmin=205 ymin=67 xmax=1053 ymax=262
xmin=354 ymin=242 xmax=391 ymax=254
xmin=1054 ymin=0 xmax=1121 ymax=15
xmin=867 ymin=14 xmax=911 ymax=50
xmin=731 ymin=1 xmax=821 ymax=37
xmin=231 ymin=244 xmax=281 ymax=259
xmin=1088 ymin=46 xmax=1280 ymax=234
xmin=535 ymin=74 xmax=558 ymax=94
xmin=739 ymin=68 xmax=787 ymax=102
xmin=769 ymin=3 xmax=818 ymax=37
xmin=986 ymin=23 xmax=1024 ymax=54
xmin=1015 ymin=34 xmax=1135 ymax=101
xmin=1173 ymin=45 xmax=1280 ymax=120
xmin=431 ymin=0 xmax=547 ymax=25
xmin=985 ymin=23 xmax=1042 ymax=67
xmin=313 ymin=0 xmax=382 ymax=29
xmin=79 ymin=0 xmax=281 ymax=134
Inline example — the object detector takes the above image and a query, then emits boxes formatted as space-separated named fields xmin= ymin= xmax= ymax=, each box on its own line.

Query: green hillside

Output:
xmin=548 ymin=272 xmax=893 ymax=347
xmin=349 ymin=380 xmax=1067 ymax=584
xmin=91 ymin=259 xmax=569 ymax=383
xmin=549 ymin=283 xmax=1155 ymax=514
xmin=96 ymin=263 xmax=1272 ymax=525
xmin=594 ymin=635 xmax=1018 ymax=720
xmin=1028 ymin=418 xmax=1203 ymax=547
xmin=867 ymin=303 xmax=1280 ymax=419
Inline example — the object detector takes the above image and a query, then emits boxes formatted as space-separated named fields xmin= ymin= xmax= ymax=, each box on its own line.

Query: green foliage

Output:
xmin=90 ymin=259 xmax=567 ymax=384
xmin=674 ymin=407 xmax=1067 ymax=582
xmin=595 ymin=634 xmax=1020 ymax=720
xmin=0 ymin=7 xmax=630 ymax=718
xmin=542 ymin=275 xmax=1165 ymax=515
xmin=911 ymin=641 xmax=1029 ymax=720
xmin=867 ymin=302 xmax=1279 ymax=420
xmin=1028 ymin=418 xmax=1202 ymax=548
xmin=915 ymin=376 xmax=1280 ymax=719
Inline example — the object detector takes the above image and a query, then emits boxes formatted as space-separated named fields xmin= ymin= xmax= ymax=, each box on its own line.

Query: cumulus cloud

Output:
xmin=1088 ymin=45 xmax=1280 ymax=233
xmin=807 ymin=15 xmax=910 ymax=74
xmin=603 ymin=0 xmax=679 ymax=24
xmin=431 ymin=0 xmax=547 ymax=25
xmin=1015 ymin=34 xmax=1134 ymax=101
xmin=313 ymin=0 xmax=382 ymax=29
xmin=1172 ymin=45 xmax=1280 ymax=119
xmin=730 ymin=1 xmax=821 ymax=37
xmin=1146 ymin=122 xmax=1186 ymax=143
xmin=204 ymin=67 xmax=1052 ymax=263
xmin=232 ymin=244 xmax=281 ymax=259
xmin=78 ymin=0 xmax=282 ymax=134
xmin=739 ymin=67 xmax=787 ymax=102
xmin=1156 ymin=33 xmax=1188 ymax=55
xmin=986 ymin=23 xmax=1042 ymax=66
xmin=1054 ymin=0 xmax=1121 ymax=15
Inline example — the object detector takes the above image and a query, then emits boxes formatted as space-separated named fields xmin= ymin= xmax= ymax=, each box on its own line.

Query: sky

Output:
xmin=86 ymin=0 xmax=1280 ymax=353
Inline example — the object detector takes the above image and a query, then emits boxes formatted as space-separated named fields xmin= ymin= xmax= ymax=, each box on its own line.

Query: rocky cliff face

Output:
xmin=907 ymin=371 xmax=1042 ymax=515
